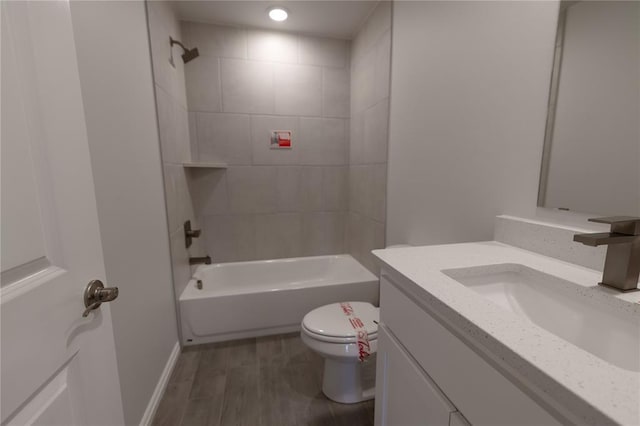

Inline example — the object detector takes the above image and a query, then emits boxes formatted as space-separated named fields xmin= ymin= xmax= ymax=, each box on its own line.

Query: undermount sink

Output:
xmin=443 ymin=263 xmax=640 ymax=372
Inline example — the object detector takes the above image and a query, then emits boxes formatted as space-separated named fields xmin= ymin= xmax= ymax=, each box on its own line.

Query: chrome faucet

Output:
xmin=189 ymin=255 xmax=211 ymax=265
xmin=573 ymin=216 xmax=640 ymax=292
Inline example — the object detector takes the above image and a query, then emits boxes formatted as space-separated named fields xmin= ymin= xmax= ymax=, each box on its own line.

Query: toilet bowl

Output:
xmin=300 ymin=301 xmax=379 ymax=404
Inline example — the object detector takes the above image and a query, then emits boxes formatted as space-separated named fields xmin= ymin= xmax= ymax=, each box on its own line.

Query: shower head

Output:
xmin=170 ymin=37 xmax=200 ymax=64
xmin=181 ymin=47 xmax=200 ymax=63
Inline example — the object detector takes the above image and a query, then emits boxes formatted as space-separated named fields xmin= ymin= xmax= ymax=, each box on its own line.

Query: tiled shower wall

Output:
xmin=149 ymin=1 xmax=391 ymax=287
xmin=348 ymin=2 xmax=392 ymax=273
xmin=181 ymin=22 xmax=351 ymax=262
xmin=147 ymin=1 xmax=202 ymax=297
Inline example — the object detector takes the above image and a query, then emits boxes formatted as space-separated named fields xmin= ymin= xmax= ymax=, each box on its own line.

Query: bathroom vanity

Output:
xmin=372 ymin=237 xmax=640 ymax=426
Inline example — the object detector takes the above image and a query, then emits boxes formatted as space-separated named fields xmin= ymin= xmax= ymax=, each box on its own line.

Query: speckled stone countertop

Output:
xmin=373 ymin=242 xmax=640 ymax=426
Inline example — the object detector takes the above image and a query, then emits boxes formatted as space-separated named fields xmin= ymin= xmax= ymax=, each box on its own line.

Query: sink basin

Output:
xmin=443 ymin=263 xmax=640 ymax=372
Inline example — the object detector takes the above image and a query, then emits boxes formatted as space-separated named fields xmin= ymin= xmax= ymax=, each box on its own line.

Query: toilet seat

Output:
xmin=301 ymin=302 xmax=379 ymax=344
xmin=301 ymin=323 xmax=378 ymax=344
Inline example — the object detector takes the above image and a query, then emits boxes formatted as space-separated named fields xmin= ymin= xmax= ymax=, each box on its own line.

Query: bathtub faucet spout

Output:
xmin=189 ymin=255 xmax=211 ymax=265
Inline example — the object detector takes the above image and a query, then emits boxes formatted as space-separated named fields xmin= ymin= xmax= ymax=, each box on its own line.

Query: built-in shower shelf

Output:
xmin=182 ymin=162 xmax=227 ymax=169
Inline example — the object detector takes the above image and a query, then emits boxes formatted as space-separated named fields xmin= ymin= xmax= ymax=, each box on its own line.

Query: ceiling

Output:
xmin=172 ymin=1 xmax=378 ymax=40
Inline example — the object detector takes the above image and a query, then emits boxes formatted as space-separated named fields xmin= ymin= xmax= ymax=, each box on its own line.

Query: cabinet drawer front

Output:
xmin=375 ymin=325 xmax=454 ymax=426
xmin=380 ymin=274 xmax=560 ymax=426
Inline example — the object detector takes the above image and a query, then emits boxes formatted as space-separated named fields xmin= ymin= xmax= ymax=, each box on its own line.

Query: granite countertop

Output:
xmin=373 ymin=241 xmax=640 ymax=426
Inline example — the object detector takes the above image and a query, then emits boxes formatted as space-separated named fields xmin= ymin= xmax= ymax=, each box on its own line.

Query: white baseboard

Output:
xmin=139 ymin=341 xmax=180 ymax=426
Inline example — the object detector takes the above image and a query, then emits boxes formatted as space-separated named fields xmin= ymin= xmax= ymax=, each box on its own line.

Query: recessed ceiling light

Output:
xmin=268 ymin=7 xmax=288 ymax=22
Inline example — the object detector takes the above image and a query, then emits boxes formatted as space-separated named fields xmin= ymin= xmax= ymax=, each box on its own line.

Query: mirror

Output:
xmin=537 ymin=1 xmax=639 ymax=216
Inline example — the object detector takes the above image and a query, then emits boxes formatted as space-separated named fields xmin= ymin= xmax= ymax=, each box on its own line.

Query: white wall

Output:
xmin=544 ymin=1 xmax=639 ymax=216
xmin=387 ymin=1 xmax=559 ymax=246
xmin=70 ymin=2 xmax=178 ymax=424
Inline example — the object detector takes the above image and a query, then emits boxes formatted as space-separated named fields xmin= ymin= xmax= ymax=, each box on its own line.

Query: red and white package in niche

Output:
xmin=339 ymin=302 xmax=371 ymax=362
xmin=270 ymin=130 xmax=292 ymax=149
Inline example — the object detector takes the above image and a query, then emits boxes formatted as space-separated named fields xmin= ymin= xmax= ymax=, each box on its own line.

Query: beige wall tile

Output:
xmin=175 ymin=103 xmax=191 ymax=162
xmin=155 ymin=86 xmax=190 ymax=164
xmin=302 ymin=212 xmax=346 ymax=256
xmin=299 ymin=36 xmax=349 ymax=68
xmin=349 ymin=165 xmax=365 ymax=215
xmin=163 ymin=164 xmax=196 ymax=235
xmin=148 ymin=6 xmax=173 ymax=98
xmin=202 ymin=214 xmax=256 ymax=263
xmin=362 ymin=217 xmax=385 ymax=273
xmin=349 ymin=112 xmax=365 ymax=165
xmin=323 ymin=68 xmax=350 ymax=118
xmin=350 ymin=49 xmax=376 ymax=114
xmin=188 ymin=168 xmax=229 ymax=216
xmin=374 ymin=30 xmax=391 ymax=103
xmin=351 ymin=1 xmax=392 ymax=66
xmin=371 ymin=164 xmax=387 ymax=222
xmin=255 ymin=213 xmax=303 ymax=259
xmin=169 ymin=227 xmax=192 ymax=297
xmin=299 ymin=118 xmax=347 ymax=165
xmin=156 ymin=86 xmax=178 ymax=163
xmin=247 ymin=29 xmax=298 ymax=63
xmin=186 ymin=56 xmax=221 ymax=112
xmin=196 ymin=113 xmax=252 ymax=164
xmin=221 ymin=58 xmax=275 ymax=114
xmin=182 ymin=22 xmax=247 ymax=59
xmin=363 ymin=99 xmax=389 ymax=163
xmin=149 ymin=1 xmax=187 ymax=107
xmin=323 ymin=166 xmax=348 ymax=211
xmin=276 ymin=166 xmax=303 ymax=212
xmin=347 ymin=3 xmax=391 ymax=270
xmin=300 ymin=167 xmax=324 ymax=211
xmin=188 ymin=112 xmax=198 ymax=160
xmin=274 ymin=63 xmax=322 ymax=116
xmin=348 ymin=212 xmax=364 ymax=263
xmin=162 ymin=165 xmax=179 ymax=234
xmin=226 ymin=166 xmax=278 ymax=213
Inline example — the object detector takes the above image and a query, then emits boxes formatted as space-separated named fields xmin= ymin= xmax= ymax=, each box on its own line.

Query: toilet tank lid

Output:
xmin=302 ymin=302 xmax=378 ymax=338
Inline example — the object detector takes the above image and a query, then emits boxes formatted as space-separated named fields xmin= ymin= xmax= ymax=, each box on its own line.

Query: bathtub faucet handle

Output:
xmin=184 ymin=220 xmax=202 ymax=248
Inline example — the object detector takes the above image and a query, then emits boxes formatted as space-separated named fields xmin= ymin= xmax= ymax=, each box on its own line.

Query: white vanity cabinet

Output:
xmin=375 ymin=272 xmax=561 ymax=426
xmin=448 ymin=412 xmax=471 ymax=426
xmin=374 ymin=325 xmax=457 ymax=426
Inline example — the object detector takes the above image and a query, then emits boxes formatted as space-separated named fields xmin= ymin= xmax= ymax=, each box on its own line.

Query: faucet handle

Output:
xmin=588 ymin=216 xmax=640 ymax=236
xmin=588 ymin=216 xmax=640 ymax=224
xmin=184 ymin=220 xmax=202 ymax=248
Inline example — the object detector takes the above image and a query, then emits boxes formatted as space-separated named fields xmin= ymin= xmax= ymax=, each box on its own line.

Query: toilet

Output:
xmin=301 ymin=301 xmax=379 ymax=404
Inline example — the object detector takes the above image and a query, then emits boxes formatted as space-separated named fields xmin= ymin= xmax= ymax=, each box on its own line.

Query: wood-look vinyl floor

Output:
xmin=151 ymin=333 xmax=375 ymax=426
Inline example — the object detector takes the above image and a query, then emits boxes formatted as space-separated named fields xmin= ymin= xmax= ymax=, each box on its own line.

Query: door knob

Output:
xmin=82 ymin=279 xmax=119 ymax=317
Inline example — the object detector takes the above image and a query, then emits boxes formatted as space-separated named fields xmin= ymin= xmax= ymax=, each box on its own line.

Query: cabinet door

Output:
xmin=449 ymin=412 xmax=471 ymax=426
xmin=375 ymin=325 xmax=455 ymax=426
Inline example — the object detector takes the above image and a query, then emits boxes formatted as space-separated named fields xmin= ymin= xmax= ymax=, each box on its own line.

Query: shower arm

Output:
xmin=170 ymin=37 xmax=188 ymax=52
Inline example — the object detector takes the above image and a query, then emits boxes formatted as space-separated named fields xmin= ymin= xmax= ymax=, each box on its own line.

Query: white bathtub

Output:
xmin=179 ymin=254 xmax=379 ymax=345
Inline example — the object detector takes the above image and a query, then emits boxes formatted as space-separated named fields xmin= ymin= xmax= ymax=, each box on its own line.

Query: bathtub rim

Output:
xmin=181 ymin=253 xmax=377 ymax=300
xmin=192 ymin=253 xmax=372 ymax=272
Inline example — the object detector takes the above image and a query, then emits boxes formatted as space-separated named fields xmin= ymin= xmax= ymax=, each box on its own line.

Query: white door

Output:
xmin=1 ymin=1 xmax=125 ymax=425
